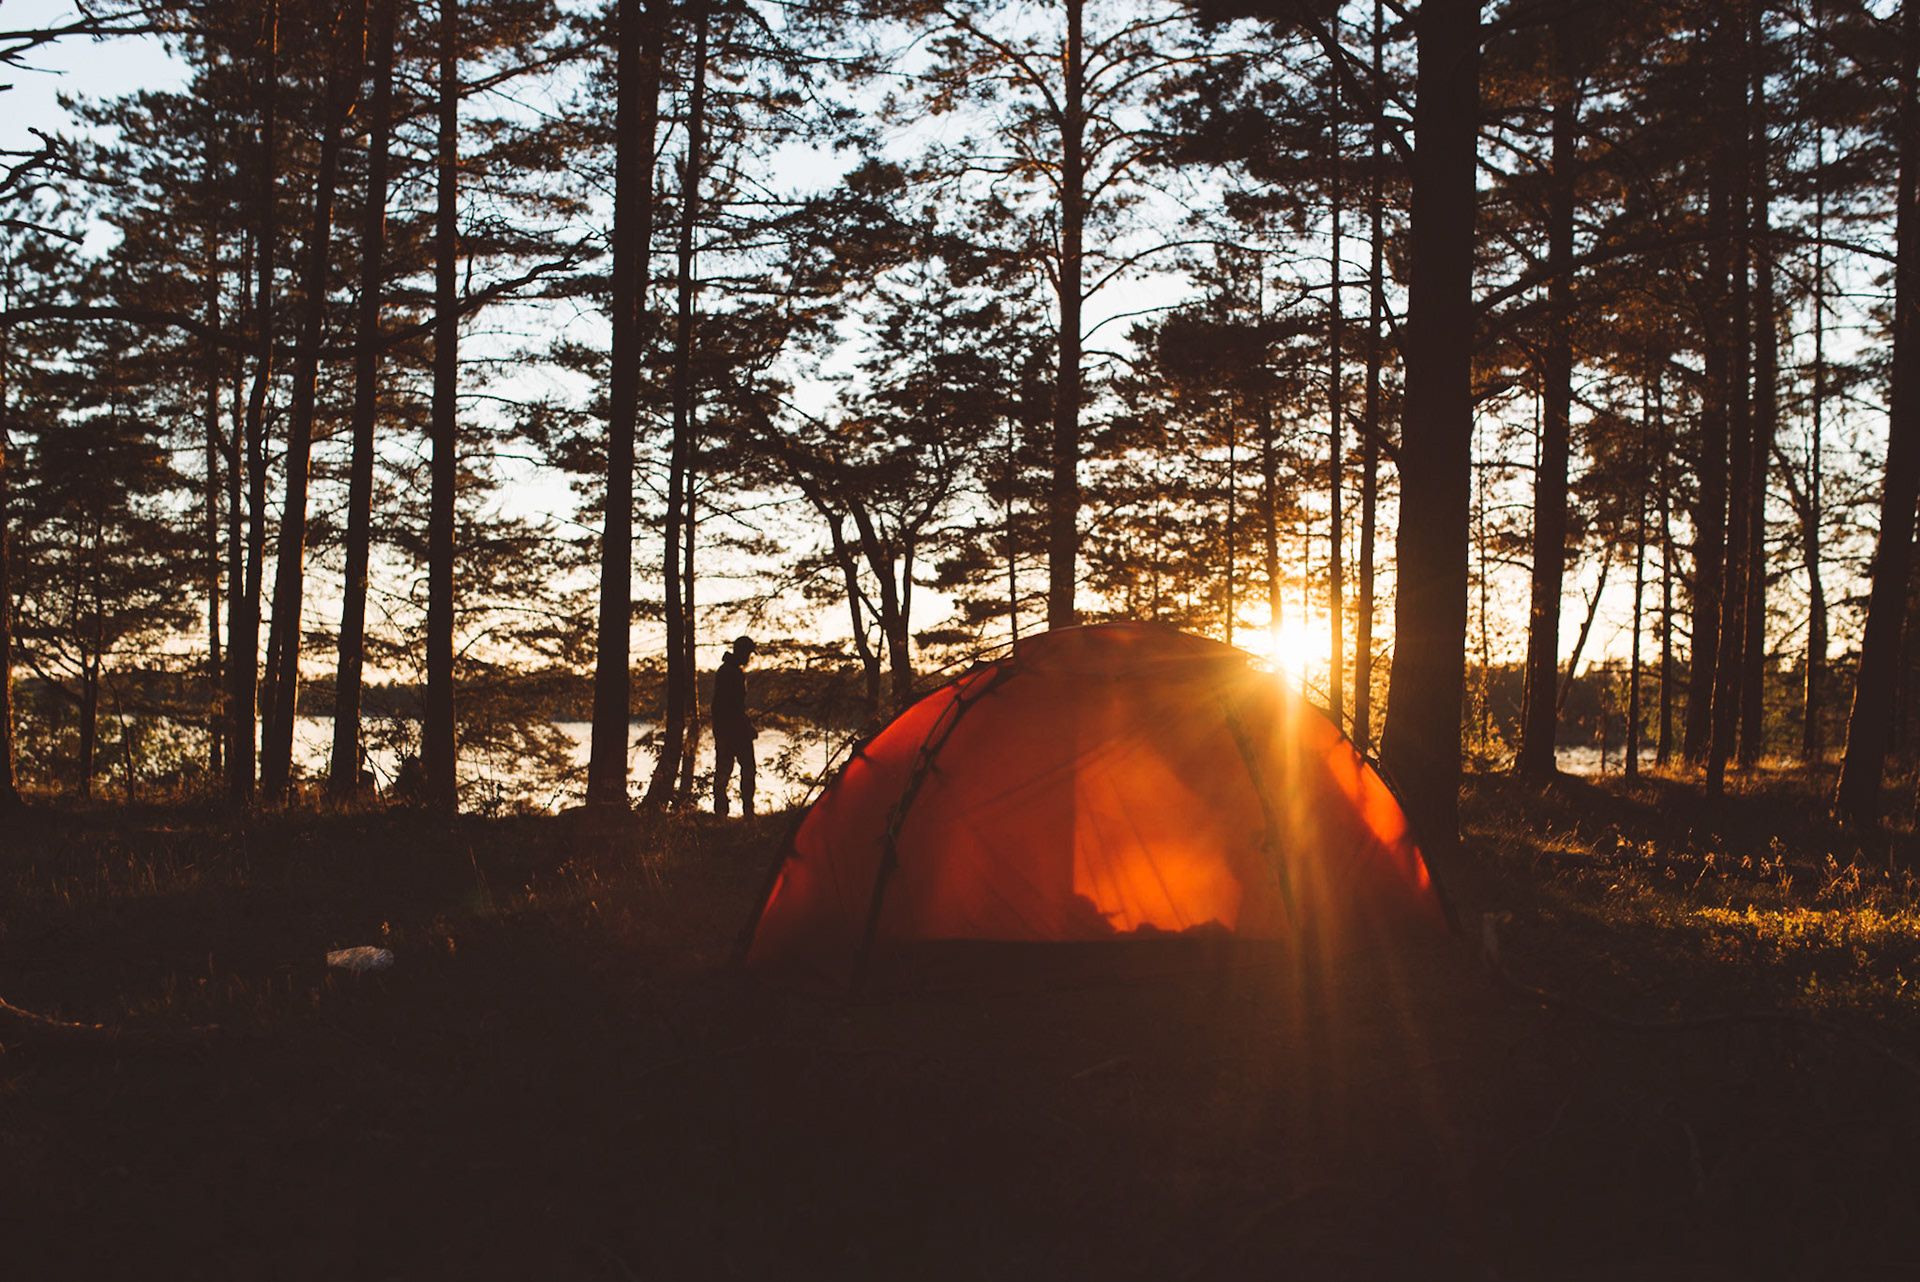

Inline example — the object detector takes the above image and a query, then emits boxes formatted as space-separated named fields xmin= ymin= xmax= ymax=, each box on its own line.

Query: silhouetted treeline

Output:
xmin=2 ymin=0 xmax=1919 ymax=844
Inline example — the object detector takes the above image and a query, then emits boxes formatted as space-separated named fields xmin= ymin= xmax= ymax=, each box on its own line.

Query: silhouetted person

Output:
xmin=713 ymin=635 xmax=757 ymax=816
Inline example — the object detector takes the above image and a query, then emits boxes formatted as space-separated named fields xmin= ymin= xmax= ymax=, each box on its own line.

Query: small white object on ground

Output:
xmin=326 ymin=946 xmax=396 ymax=974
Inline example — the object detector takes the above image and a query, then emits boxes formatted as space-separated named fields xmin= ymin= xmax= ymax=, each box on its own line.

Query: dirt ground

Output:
xmin=4 ymin=779 xmax=1919 ymax=1280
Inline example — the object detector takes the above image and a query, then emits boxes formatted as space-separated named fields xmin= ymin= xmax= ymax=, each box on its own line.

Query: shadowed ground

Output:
xmin=3 ymin=772 xmax=1918 ymax=1279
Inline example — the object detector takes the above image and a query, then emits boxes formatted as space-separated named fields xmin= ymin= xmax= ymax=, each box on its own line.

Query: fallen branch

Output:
xmin=0 ymin=993 xmax=217 ymax=1052
xmin=0 ymin=993 xmax=111 ymax=1042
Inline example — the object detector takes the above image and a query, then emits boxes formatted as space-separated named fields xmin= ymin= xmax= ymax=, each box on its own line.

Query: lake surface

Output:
xmin=291 ymin=716 xmax=843 ymax=813
xmin=1557 ymin=744 xmax=1657 ymax=776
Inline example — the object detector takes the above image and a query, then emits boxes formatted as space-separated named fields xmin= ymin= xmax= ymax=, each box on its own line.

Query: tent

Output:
xmin=743 ymin=622 xmax=1448 ymax=984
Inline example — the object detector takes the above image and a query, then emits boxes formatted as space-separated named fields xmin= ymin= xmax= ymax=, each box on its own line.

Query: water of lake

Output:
xmin=291 ymin=716 xmax=845 ymax=813
xmin=1557 ymin=744 xmax=1657 ymax=776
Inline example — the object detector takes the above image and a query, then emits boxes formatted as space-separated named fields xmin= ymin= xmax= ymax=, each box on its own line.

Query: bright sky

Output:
xmin=0 ymin=0 xmax=189 ymax=185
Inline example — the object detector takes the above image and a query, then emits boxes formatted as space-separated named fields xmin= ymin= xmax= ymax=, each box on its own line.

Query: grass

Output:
xmin=4 ymin=772 xmax=1920 ymax=1279
xmin=1462 ymin=768 xmax=1920 ymax=1043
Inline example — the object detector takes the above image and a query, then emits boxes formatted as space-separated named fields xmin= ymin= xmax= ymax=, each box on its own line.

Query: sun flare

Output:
xmin=1236 ymin=612 xmax=1329 ymax=679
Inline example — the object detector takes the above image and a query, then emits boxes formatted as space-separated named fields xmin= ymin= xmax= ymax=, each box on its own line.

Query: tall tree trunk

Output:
xmin=424 ymin=0 xmax=459 ymax=812
xmin=79 ymin=660 xmax=98 ymax=802
xmin=1804 ymin=123 xmax=1828 ymax=763
xmin=1739 ymin=0 xmax=1777 ymax=768
xmin=1259 ymin=396 xmax=1281 ymax=661
xmin=1474 ymin=416 xmax=1492 ymax=749
xmin=260 ymin=0 xmax=361 ymax=802
xmin=1006 ymin=414 xmax=1020 ymax=647
xmin=1328 ymin=61 xmax=1345 ymax=725
xmin=228 ymin=0 xmax=279 ymax=805
xmin=676 ymin=483 xmax=700 ymax=801
xmin=1629 ymin=375 xmax=1649 ymax=779
xmin=587 ymin=0 xmax=662 ymax=807
xmin=1707 ymin=2 xmax=1753 ymax=797
xmin=330 ymin=0 xmax=396 ymax=798
xmin=1379 ymin=0 xmax=1479 ymax=853
xmin=849 ymin=504 xmax=914 ymax=709
xmin=1225 ymin=409 xmax=1237 ymax=645
xmin=224 ymin=320 xmax=246 ymax=784
xmin=202 ymin=202 xmax=224 ymax=780
xmin=1517 ymin=33 xmax=1577 ymax=779
xmin=890 ymin=545 xmax=915 ymax=709
xmin=1355 ymin=0 xmax=1385 ymax=755
xmin=1835 ymin=0 xmax=1920 ymax=824
xmin=1685 ymin=41 xmax=1736 ymax=765
xmin=644 ymin=0 xmax=710 ymax=808
xmin=1657 ymin=368 xmax=1675 ymax=764
xmin=827 ymin=509 xmax=881 ymax=717
xmin=1047 ymin=0 xmax=1085 ymax=629
xmin=0 ymin=305 xmax=15 ymax=809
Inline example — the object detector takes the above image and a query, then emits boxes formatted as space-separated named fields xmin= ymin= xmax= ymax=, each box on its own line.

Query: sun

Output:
xmin=1236 ymin=611 xmax=1326 ymax=680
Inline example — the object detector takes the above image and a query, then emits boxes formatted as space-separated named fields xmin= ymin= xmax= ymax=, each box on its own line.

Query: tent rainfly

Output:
xmin=743 ymin=623 xmax=1448 ymax=985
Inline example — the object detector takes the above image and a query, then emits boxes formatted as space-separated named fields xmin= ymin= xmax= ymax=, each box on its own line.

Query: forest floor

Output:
xmin=4 ymin=768 xmax=1920 ymax=1280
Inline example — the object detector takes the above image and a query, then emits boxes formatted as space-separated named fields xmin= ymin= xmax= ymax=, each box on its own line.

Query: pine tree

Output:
xmin=1379 ymin=0 xmax=1479 ymax=854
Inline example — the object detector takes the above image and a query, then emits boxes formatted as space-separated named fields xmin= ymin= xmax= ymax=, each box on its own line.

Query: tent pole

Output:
xmin=851 ymin=665 xmax=1018 ymax=992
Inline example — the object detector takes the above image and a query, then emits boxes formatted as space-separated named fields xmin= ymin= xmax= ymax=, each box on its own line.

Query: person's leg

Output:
xmin=739 ymin=744 xmax=756 ymax=816
xmin=713 ymin=738 xmax=734 ymax=816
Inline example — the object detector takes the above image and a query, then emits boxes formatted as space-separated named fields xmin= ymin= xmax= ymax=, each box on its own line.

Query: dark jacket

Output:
xmin=713 ymin=656 xmax=753 ymax=741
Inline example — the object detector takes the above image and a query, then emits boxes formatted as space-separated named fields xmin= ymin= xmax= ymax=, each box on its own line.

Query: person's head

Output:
xmin=731 ymin=635 xmax=757 ymax=666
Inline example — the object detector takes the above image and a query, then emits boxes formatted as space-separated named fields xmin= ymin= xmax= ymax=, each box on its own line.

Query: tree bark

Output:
xmin=1804 ymin=120 xmax=1828 ymax=764
xmin=0 ymin=300 xmax=15 ymax=808
xmin=1684 ymin=48 xmax=1735 ymax=766
xmin=1707 ymin=1 xmax=1753 ymax=797
xmin=848 ymin=503 xmax=915 ymax=710
xmin=834 ymin=512 xmax=882 ymax=717
xmin=1354 ymin=0 xmax=1385 ymax=755
xmin=1379 ymin=0 xmax=1479 ymax=854
xmin=676 ymin=483 xmax=700 ymax=802
xmin=1222 ymin=409 xmax=1236 ymax=643
xmin=330 ymin=0 xmax=396 ymax=798
xmin=1006 ymin=414 xmax=1021 ymax=647
xmin=1688 ymin=6 xmax=1747 ymax=771
xmin=424 ymin=0 xmax=459 ymax=812
xmin=1741 ymin=99 xmax=1778 ymax=769
xmin=1517 ymin=30 xmax=1577 ymax=779
xmin=1474 ymin=416 xmax=1492 ymax=749
xmin=1328 ymin=62 xmax=1345 ymax=725
xmin=224 ymin=321 xmax=245 ymax=784
xmin=1657 ymin=368 xmax=1675 ymax=764
xmin=202 ymin=194 xmax=224 ymax=780
xmin=1629 ymin=382 xmax=1647 ymax=779
xmin=1558 ymin=555 xmax=1611 ymax=714
xmin=79 ymin=660 xmax=98 ymax=802
xmin=260 ymin=0 xmax=362 ymax=802
xmin=1047 ymin=0 xmax=1085 ymax=629
xmin=1835 ymin=0 xmax=1920 ymax=825
xmin=586 ymin=0 xmax=662 ymax=808
xmin=228 ymin=0 xmax=278 ymax=805
xmin=1259 ymin=396 xmax=1281 ymax=661
xmin=644 ymin=0 xmax=711 ymax=808
xmin=890 ymin=543 xmax=915 ymax=708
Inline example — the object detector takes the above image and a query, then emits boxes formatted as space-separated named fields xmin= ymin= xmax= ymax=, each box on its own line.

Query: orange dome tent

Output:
xmin=743 ymin=623 xmax=1448 ymax=985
